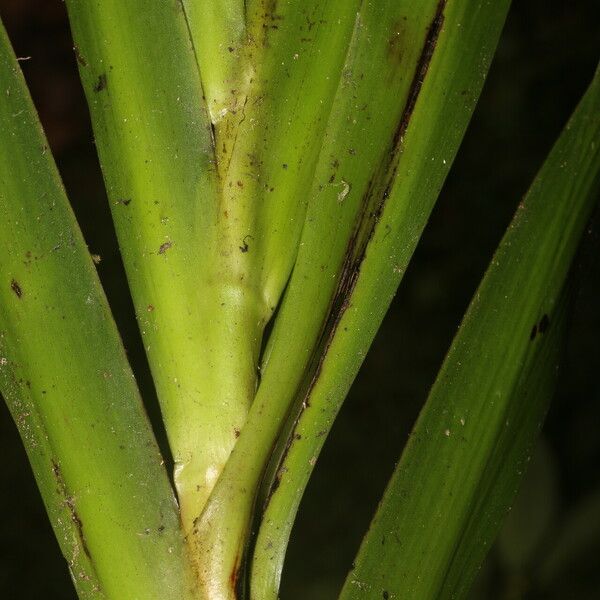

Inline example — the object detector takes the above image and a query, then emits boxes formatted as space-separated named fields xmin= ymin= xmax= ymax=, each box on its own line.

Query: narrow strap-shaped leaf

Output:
xmin=0 ymin=20 xmax=195 ymax=600
xmin=251 ymin=1 xmax=513 ymax=596
xmin=339 ymin=64 xmax=600 ymax=599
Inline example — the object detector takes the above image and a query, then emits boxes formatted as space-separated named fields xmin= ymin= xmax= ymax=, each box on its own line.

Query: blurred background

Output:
xmin=0 ymin=1 xmax=599 ymax=598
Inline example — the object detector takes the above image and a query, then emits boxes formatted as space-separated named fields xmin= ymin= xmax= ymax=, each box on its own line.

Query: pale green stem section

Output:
xmin=339 ymin=64 xmax=600 ymax=599
xmin=0 ymin=20 xmax=196 ymax=600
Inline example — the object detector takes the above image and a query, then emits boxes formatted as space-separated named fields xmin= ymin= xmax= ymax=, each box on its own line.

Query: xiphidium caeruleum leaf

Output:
xmin=0 ymin=19 xmax=196 ymax=600
xmin=339 ymin=64 xmax=600 ymax=600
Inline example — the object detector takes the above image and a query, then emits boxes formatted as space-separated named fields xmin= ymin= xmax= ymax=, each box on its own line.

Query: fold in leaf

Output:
xmin=0 ymin=20 xmax=195 ymax=600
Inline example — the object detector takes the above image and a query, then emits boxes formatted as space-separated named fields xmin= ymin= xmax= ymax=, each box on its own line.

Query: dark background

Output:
xmin=1 ymin=1 xmax=599 ymax=598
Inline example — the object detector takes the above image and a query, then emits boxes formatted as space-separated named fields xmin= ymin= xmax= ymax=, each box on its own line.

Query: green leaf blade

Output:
xmin=0 ymin=20 xmax=195 ymax=600
xmin=339 ymin=64 xmax=600 ymax=600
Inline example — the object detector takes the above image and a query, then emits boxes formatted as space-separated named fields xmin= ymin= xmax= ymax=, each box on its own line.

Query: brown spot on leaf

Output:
xmin=270 ymin=472 xmax=282 ymax=493
xmin=387 ymin=18 xmax=408 ymax=63
xmin=10 ymin=279 xmax=22 ymax=298
xmin=93 ymin=73 xmax=107 ymax=92
xmin=158 ymin=241 xmax=172 ymax=254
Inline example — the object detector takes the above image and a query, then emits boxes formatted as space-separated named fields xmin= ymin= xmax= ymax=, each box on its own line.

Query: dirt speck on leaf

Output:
xmin=239 ymin=235 xmax=253 ymax=253
xmin=10 ymin=279 xmax=22 ymax=298
xmin=93 ymin=73 xmax=107 ymax=92
xmin=73 ymin=45 xmax=87 ymax=67
xmin=158 ymin=241 xmax=172 ymax=254
xmin=530 ymin=324 xmax=538 ymax=341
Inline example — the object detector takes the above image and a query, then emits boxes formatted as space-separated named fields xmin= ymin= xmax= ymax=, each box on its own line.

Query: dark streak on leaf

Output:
xmin=391 ymin=1 xmax=446 ymax=150
xmin=270 ymin=469 xmax=283 ymax=493
xmin=530 ymin=314 xmax=551 ymax=340
xmin=51 ymin=460 xmax=92 ymax=559
xmin=229 ymin=550 xmax=243 ymax=599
